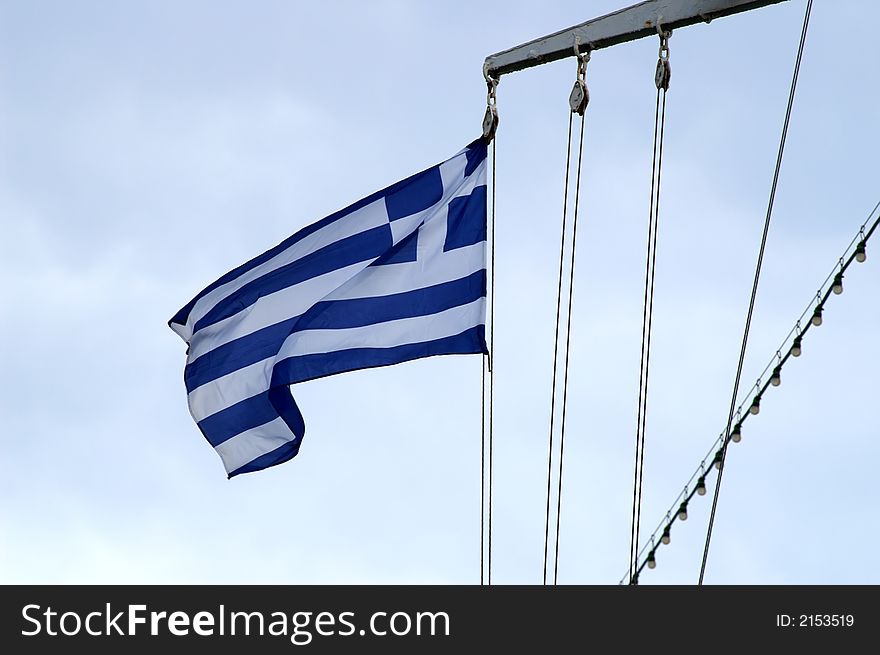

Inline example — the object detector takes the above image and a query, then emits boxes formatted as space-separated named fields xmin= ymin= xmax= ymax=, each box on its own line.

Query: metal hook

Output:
xmin=483 ymin=62 xmax=499 ymax=102
xmin=656 ymin=23 xmax=671 ymax=55
xmin=654 ymin=29 xmax=671 ymax=90
xmin=573 ymin=36 xmax=592 ymax=72
xmin=569 ymin=42 xmax=591 ymax=115
xmin=482 ymin=62 xmax=500 ymax=141
xmin=482 ymin=60 xmax=494 ymax=85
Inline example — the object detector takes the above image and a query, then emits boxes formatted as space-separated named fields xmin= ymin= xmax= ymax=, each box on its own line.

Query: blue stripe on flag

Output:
xmin=295 ymin=270 xmax=486 ymax=333
xmin=385 ymin=167 xmax=443 ymax=221
xmin=199 ymin=326 xmax=488 ymax=447
xmin=185 ymin=271 xmax=486 ymax=392
xmin=464 ymin=138 xmax=488 ymax=177
xmin=170 ymin=199 xmax=373 ymax=329
xmin=184 ymin=317 xmax=299 ymax=393
xmin=374 ymin=230 xmax=419 ymax=265
xmin=197 ymin=390 xmax=279 ymax=447
xmin=225 ymin=387 xmax=305 ymax=478
xmin=271 ymin=325 xmax=487 ymax=386
xmin=445 ymin=186 xmax=488 ymax=252
xmin=170 ymin=148 xmax=470 ymax=329
xmin=192 ymin=224 xmax=393 ymax=334
xmin=267 ymin=385 xmax=306 ymax=444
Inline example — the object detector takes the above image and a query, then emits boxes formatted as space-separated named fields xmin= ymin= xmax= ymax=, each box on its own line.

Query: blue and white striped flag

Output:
xmin=170 ymin=139 xmax=489 ymax=477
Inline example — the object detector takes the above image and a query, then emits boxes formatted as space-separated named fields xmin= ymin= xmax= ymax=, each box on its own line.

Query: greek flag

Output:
xmin=170 ymin=139 xmax=489 ymax=477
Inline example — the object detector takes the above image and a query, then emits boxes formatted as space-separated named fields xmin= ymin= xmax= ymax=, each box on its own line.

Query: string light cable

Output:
xmin=620 ymin=200 xmax=880 ymax=584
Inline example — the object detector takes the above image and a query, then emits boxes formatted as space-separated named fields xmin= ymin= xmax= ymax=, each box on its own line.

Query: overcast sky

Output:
xmin=2 ymin=0 xmax=877 ymax=584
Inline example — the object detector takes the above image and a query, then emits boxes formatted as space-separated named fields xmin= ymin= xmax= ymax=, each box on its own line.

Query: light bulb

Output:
xmin=771 ymin=366 xmax=781 ymax=387
xmin=647 ymin=551 xmax=656 ymax=569
xmin=696 ymin=476 xmax=707 ymax=495
xmin=713 ymin=451 xmax=723 ymax=470
xmin=812 ymin=307 xmax=823 ymax=327
xmin=791 ymin=336 xmax=802 ymax=358
xmin=678 ymin=502 xmax=688 ymax=521
xmin=855 ymin=242 xmax=867 ymax=263
xmin=661 ymin=526 xmax=671 ymax=545
xmin=749 ymin=397 xmax=760 ymax=415
xmin=832 ymin=274 xmax=844 ymax=295
xmin=731 ymin=424 xmax=742 ymax=443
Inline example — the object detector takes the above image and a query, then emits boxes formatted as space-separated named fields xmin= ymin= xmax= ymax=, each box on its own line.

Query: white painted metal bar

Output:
xmin=484 ymin=0 xmax=790 ymax=78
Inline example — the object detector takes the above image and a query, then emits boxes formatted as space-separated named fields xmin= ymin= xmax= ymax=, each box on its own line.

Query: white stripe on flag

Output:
xmin=187 ymin=261 xmax=366 ymax=361
xmin=182 ymin=150 xmax=475 ymax=341
xmin=325 ymin=242 xmax=484 ymax=301
xmin=279 ymin=298 xmax=486 ymax=359
xmin=182 ymin=197 xmax=389 ymax=340
xmin=189 ymin=295 xmax=486 ymax=422
xmin=214 ymin=416 xmax=294 ymax=473
xmin=187 ymin=357 xmax=273 ymax=420
xmin=188 ymin=242 xmax=484 ymax=363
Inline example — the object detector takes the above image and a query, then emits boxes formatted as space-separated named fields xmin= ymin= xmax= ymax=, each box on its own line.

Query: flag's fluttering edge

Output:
xmin=170 ymin=139 xmax=489 ymax=477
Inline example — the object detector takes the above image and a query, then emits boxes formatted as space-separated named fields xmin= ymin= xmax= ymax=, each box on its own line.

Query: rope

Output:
xmin=699 ymin=0 xmax=813 ymax=584
xmin=487 ymin=137 xmax=497 ymax=585
xmin=543 ymin=112 xmax=575 ymax=585
xmin=552 ymin=108 xmax=587 ymax=585
xmin=480 ymin=364 xmax=485 ymax=584
xmin=629 ymin=32 xmax=670 ymax=584
xmin=479 ymin=68 xmax=499 ymax=586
